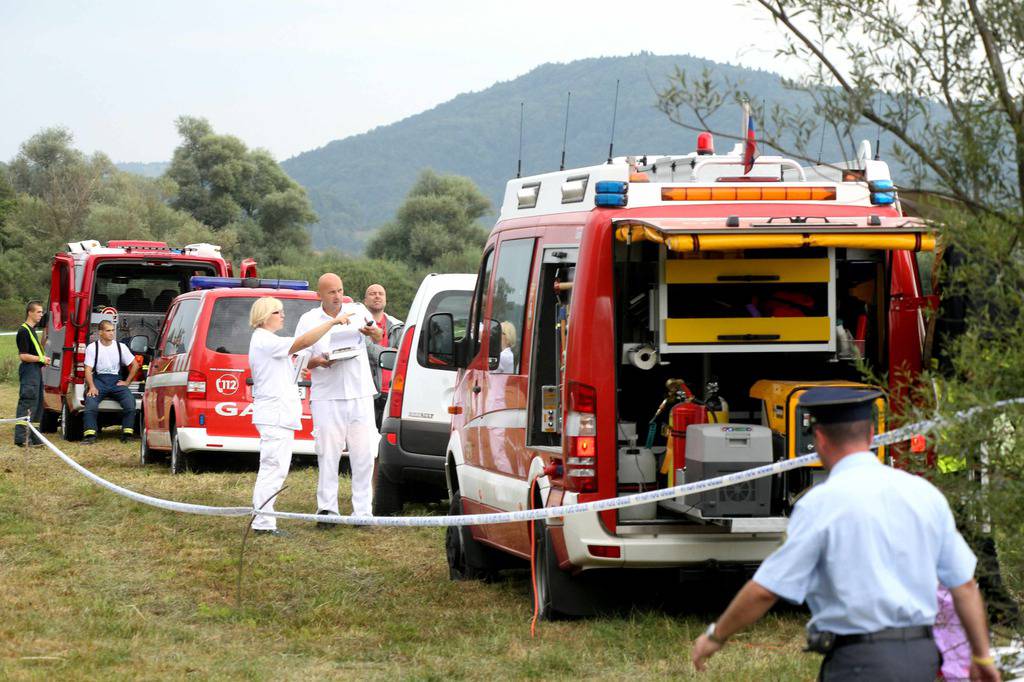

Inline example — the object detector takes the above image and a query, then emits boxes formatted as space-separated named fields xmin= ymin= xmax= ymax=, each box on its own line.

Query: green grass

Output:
xmin=0 ymin=383 xmax=818 ymax=680
xmin=1 ymin=333 xmax=21 ymax=384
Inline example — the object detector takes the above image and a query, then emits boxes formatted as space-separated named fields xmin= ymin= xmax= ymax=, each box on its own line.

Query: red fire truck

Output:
xmin=425 ymin=136 xmax=934 ymax=618
xmin=38 ymin=239 xmax=254 ymax=441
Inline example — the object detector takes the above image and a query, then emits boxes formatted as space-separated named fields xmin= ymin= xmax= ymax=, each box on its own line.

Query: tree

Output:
xmin=658 ymin=0 xmax=1024 ymax=626
xmin=166 ymin=116 xmax=317 ymax=264
xmin=366 ymin=169 xmax=489 ymax=271
xmin=7 ymin=127 xmax=113 ymax=244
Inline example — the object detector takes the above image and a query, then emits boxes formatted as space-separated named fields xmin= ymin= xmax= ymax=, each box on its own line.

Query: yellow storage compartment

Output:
xmin=665 ymin=317 xmax=832 ymax=344
xmin=665 ymin=258 xmax=829 ymax=284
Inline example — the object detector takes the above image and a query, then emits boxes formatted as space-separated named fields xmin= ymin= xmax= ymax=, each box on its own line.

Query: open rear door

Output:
xmin=239 ymin=258 xmax=258 ymax=279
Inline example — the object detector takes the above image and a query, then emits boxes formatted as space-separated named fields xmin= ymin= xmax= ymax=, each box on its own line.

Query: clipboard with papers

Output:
xmin=291 ymin=350 xmax=311 ymax=384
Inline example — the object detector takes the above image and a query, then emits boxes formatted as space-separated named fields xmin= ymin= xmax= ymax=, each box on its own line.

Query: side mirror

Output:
xmin=425 ymin=312 xmax=457 ymax=369
xmin=487 ymin=320 xmax=502 ymax=370
xmin=379 ymin=349 xmax=397 ymax=371
xmin=129 ymin=335 xmax=149 ymax=355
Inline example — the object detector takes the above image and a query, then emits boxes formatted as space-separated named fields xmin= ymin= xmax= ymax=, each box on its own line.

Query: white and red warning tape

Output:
xmin=2 ymin=397 xmax=1022 ymax=528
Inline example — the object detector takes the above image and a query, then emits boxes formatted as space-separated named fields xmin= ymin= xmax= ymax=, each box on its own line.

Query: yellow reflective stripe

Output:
xmin=21 ymin=323 xmax=44 ymax=358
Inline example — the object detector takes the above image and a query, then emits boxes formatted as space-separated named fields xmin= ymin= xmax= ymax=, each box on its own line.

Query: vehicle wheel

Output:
xmin=339 ymin=456 xmax=352 ymax=476
xmin=533 ymin=519 xmax=601 ymax=620
xmin=169 ymin=429 xmax=189 ymax=474
xmin=39 ymin=409 xmax=59 ymax=433
xmin=139 ymin=414 xmax=158 ymax=466
xmin=445 ymin=491 xmax=498 ymax=581
xmin=372 ymin=472 xmax=405 ymax=516
xmin=60 ymin=402 xmax=83 ymax=441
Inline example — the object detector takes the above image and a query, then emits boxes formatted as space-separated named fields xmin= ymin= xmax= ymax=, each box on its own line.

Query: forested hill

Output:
xmin=285 ymin=53 xmax=895 ymax=253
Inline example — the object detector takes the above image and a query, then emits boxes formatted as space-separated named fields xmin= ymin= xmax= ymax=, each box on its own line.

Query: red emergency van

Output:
xmin=140 ymin=277 xmax=321 ymax=473
xmin=425 ymin=137 xmax=935 ymax=617
xmin=39 ymin=240 xmax=254 ymax=441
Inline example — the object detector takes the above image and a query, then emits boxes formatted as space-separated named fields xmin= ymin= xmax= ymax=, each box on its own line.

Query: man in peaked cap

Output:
xmin=691 ymin=387 xmax=1000 ymax=681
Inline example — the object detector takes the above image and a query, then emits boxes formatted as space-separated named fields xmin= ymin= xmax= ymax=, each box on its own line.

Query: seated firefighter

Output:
xmin=82 ymin=320 xmax=140 ymax=444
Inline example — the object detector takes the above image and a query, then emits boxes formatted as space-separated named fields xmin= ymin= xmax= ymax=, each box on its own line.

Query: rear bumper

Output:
xmin=377 ymin=416 xmax=447 ymax=490
xmin=67 ymin=382 xmax=143 ymax=413
xmin=558 ymin=492 xmax=786 ymax=570
xmin=176 ymin=427 xmax=317 ymax=455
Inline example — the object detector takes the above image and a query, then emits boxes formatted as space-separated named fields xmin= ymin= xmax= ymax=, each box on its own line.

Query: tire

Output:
xmin=533 ymin=520 xmax=602 ymax=620
xmin=61 ymin=401 xmax=83 ymax=441
xmin=372 ymin=472 xmax=405 ymax=516
xmin=339 ymin=456 xmax=352 ymax=476
xmin=39 ymin=409 xmax=59 ymax=434
xmin=169 ymin=428 xmax=189 ymax=474
xmin=445 ymin=491 xmax=499 ymax=581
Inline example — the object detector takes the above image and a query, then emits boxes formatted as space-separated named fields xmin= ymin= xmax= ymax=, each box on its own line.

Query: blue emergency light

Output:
xmin=595 ymin=180 xmax=628 ymax=207
xmin=189 ymin=276 xmax=309 ymax=291
xmin=595 ymin=181 xmax=628 ymax=194
xmin=869 ymin=179 xmax=896 ymax=206
xmin=595 ymin=193 xmax=629 ymax=207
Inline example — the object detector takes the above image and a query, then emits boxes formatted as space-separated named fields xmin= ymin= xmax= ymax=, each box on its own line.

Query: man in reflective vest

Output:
xmin=14 ymin=300 xmax=48 ymax=447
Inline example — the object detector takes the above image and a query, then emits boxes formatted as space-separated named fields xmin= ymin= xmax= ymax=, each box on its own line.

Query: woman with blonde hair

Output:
xmin=496 ymin=320 xmax=516 ymax=373
xmin=248 ymin=296 xmax=349 ymax=536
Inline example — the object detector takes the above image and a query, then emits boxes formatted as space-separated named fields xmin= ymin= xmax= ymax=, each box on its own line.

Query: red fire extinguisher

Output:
xmin=670 ymin=402 xmax=708 ymax=474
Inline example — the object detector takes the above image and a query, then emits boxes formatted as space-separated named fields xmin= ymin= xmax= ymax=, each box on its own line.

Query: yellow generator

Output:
xmin=750 ymin=380 xmax=886 ymax=507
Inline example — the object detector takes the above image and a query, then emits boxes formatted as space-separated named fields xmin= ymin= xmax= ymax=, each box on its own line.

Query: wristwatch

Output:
xmin=705 ymin=622 xmax=725 ymax=645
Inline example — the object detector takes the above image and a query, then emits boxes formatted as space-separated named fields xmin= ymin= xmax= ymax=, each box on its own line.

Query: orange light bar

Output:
xmin=661 ymin=186 xmax=837 ymax=202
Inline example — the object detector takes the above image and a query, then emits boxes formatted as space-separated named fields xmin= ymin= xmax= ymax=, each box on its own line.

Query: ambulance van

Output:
xmin=425 ymin=137 xmax=935 ymax=618
xmin=140 ymin=277 xmax=319 ymax=473
xmin=40 ymin=240 xmax=251 ymax=441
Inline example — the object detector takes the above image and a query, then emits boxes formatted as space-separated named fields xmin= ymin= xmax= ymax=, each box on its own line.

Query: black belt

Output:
xmin=834 ymin=626 xmax=933 ymax=647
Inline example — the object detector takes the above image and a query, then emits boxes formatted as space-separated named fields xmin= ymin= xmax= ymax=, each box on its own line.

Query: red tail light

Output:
xmin=565 ymin=381 xmax=598 ymax=492
xmin=388 ymin=325 xmax=416 ymax=419
xmin=186 ymin=370 xmax=207 ymax=399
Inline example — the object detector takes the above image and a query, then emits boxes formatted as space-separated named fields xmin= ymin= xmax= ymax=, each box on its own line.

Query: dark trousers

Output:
xmin=819 ymin=638 xmax=940 ymax=681
xmin=15 ymin=363 xmax=43 ymax=445
xmin=83 ymin=374 xmax=136 ymax=434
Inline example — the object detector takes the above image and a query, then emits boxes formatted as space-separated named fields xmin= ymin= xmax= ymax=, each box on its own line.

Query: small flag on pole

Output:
xmin=743 ymin=104 xmax=758 ymax=174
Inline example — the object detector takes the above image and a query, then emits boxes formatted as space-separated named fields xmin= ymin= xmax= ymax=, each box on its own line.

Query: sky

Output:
xmin=0 ymin=1 xmax=797 ymax=164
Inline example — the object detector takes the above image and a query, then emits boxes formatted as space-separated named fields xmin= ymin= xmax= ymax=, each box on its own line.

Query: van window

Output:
xmin=417 ymin=290 xmax=472 ymax=369
xmin=489 ymin=238 xmax=536 ymax=374
xmin=205 ymin=297 xmax=320 ymax=355
xmin=159 ymin=299 xmax=201 ymax=356
xmin=92 ymin=261 xmax=217 ymax=314
xmin=468 ymin=250 xmax=495 ymax=361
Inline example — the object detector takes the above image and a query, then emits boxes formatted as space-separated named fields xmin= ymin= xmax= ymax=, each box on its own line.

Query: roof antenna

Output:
xmin=816 ymin=120 xmax=827 ymax=165
xmin=516 ymin=102 xmax=525 ymax=178
xmin=606 ymin=79 xmax=620 ymax=164
xmin=559 ymin=92 xmax=571 ymax=171
xmin=873 ymin=91 xmax=882 ymax=161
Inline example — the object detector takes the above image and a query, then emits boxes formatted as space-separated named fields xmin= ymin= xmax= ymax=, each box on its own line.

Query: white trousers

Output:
xmin=312 ymin=397 xmax=378 ymax=516
xmin=252 ymin=423 xmax=295 ymax=530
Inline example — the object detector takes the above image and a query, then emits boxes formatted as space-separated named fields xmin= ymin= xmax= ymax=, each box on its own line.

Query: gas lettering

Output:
xmin=214 ymin=402 xmax=254 ymax=417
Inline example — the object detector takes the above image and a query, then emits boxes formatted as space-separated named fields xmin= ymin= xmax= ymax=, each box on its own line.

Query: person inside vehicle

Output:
xmin=82 ymin=320 xmax=141 ymax=445
xmin=247 ymin=296 xmax=349 ymax=537
xmin=495 ymin=320 xmax=516 ymax=373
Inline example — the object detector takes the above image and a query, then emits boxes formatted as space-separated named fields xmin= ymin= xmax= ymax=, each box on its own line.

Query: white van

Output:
xmin=373 ymin=273 xmax=475 ymax=515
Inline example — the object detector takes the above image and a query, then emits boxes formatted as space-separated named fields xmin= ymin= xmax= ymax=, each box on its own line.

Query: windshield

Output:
xmin=92 ymin=261 xmax=218 ymax=314
xmin=206 ymin=297 xmax=320 ymax=355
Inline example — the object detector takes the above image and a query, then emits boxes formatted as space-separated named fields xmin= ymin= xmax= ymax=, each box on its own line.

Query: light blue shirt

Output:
xmin=753 ymin=451 xmax=977 ymax=634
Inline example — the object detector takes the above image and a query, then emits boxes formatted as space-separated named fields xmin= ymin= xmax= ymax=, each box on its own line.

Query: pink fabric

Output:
xmin=934 ymin=585 xmax=971 ymax=680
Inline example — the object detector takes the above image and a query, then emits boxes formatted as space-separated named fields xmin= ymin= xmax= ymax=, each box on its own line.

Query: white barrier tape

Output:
xmin=0 ymin=418 xmax=251 ymax=518
xmin=3 ymin=396 xmax=1022 ymax=528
